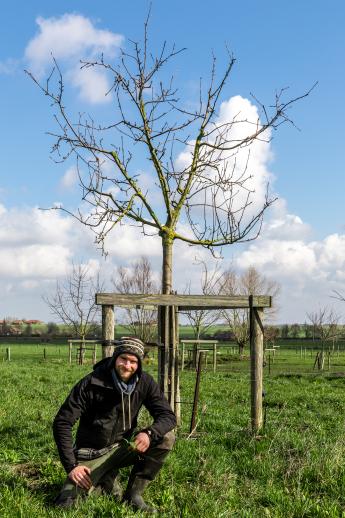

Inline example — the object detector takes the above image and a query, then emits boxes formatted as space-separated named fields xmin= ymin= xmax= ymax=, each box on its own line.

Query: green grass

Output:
xmin=2 ymin=348 xmax=345 ymax=516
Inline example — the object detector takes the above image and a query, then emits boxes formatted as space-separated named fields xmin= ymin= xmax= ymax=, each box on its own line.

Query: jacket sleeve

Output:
xmin=53 ymin=377 xmax=90 ymax=473
xmin=142 ymin=374 xmax=177 ymax=441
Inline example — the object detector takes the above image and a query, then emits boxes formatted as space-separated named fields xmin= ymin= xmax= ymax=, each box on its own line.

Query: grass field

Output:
xmin=2 ymin=344 xmax=345 ymax=517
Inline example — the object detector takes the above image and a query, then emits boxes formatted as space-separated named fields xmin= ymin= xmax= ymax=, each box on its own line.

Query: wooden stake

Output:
xmin=213 ymin=342 xmax=217 ymax=373
xmin=250 ymin=296 xmax=264 ymax=433
xmin=102 ymin=305 xmax=115 ymax=358
xmin=181 ymin=342 xmax=185 ymax=371
xmin=158 ymin=305 xmax=180 ymax=420
xmin=174 ymin=307 xmax=181 ymax=426
xmin=190 ymin=352 xmax=204 ymax=435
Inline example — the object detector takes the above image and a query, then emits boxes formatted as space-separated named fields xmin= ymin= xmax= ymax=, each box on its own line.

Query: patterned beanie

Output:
xmin=113 ymin=336 xmax=145 ymax=360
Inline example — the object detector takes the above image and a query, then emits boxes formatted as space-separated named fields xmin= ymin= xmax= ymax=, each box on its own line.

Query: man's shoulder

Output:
xmin=71 ymin=371 xmax=93 ymax=391
xmin=139 ymin=370 xmax=155 ymax=384
xmin=138 ymin=371 xmax=165 ymax=399
xmin=137 ymin=371 xmax=157 ymax=391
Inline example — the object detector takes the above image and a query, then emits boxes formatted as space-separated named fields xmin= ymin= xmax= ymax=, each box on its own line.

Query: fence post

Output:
xmin=181 ymin=342 xmax=185 ymax=371
xmin=102 ymin=305 xmax=115 ymax=358
xmin=174 ymin=308 xmax=181 ymax=426
xmin=6 ymin=347 xmax=10 ymax=362
xmin=69 ymin=342 xmax=72 ymax=364
xmin=190 ymin=352 xmax=204 ymax=435
xmin=250 ymin=296 xmax=264 ymax=433
xmin=213 ymin=342 xmax=217 ymax=373
xmin=158 ymin=305 xmax=180 ymax=420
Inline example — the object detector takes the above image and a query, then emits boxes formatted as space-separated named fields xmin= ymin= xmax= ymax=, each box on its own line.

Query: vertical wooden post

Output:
xmin=250 ymin=295 xmax=264 ymax=433
xmin=78 ymin=345 xmax=83 ymax=365
xmin=81 ymin=339 xmax=86 ymax=365
xmin=192 ymin=342 xmax=198 ymax=369
xmin=190 ymin=352 xmax=204 ymax=435
xmin=6 ymin=347 xmax=11 ymax=361
xmin=213 ymin=342 xmax=217 ymax=373
xmin=174 ymin=307 xmax=181 ymax=426
xmin=169 ymin=306 xmax=176 ymax=410
xmin=69 ymin=341 xmax=72 ymax=364
xmin=181 ymin=342 xmax=185 ymax=371
xmin=102 ymin=305 xmax=115 ymax=358
xmin=92 ymin=345 xmax=97 ymax=365
xmin=158 ymin=305 xmax=169 ymax=397
xmin=158 ymin=305 xmax=180 ymax=420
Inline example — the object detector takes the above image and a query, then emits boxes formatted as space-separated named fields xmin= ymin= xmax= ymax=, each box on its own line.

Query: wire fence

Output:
xmin=3 ymin=341 xmax=345 ymax=379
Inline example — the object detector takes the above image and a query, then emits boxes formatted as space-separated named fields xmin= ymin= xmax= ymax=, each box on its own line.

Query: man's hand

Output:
xmin=134 ymin=432 xmax=150 ymax=453
xmin=68 ymin=465 xmax=92 ymax=490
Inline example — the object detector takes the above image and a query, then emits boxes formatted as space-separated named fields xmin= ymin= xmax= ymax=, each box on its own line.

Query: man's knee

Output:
xmin=157 ymin=430 xmax=175 ymax=451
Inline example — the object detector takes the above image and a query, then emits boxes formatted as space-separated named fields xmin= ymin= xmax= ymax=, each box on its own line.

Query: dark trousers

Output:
xmin=56 ymin=431 xmax=175 ymax=504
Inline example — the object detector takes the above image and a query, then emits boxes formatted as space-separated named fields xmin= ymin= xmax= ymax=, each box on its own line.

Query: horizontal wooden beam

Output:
xmin=96 ymin=293 xmax=271 ymax=309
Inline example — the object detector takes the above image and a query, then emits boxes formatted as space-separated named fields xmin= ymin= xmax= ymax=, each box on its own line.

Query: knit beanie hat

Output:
xmin=113 ymin=336 xmax=145 ymax=360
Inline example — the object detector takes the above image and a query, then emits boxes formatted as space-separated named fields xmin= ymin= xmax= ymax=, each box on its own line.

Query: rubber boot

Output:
xmin=99 ymin=471 xmax=123 ymax=500
xmin=54 ymin=493 xmax=77 ymax=509
xmin=123 ymin=477 xmax=157 ymax=514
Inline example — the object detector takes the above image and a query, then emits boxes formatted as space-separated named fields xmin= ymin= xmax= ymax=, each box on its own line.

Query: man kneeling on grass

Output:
xmin=53 ymin=337 xmax=176 ymax=513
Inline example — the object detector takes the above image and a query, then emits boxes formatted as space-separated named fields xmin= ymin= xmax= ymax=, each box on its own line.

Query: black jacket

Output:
xmin=53 ymin=356 xmax=176 ymax=473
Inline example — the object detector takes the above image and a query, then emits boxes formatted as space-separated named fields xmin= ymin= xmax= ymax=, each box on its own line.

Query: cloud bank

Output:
xmin=0 ymin=196 xmax=344 ymax=323
xmin=25 ymin=13 xmax=123 ymax=104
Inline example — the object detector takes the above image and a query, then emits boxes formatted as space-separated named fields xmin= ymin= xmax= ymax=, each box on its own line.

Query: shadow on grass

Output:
xmin=7 ymin=462 xmax=61 ymax=506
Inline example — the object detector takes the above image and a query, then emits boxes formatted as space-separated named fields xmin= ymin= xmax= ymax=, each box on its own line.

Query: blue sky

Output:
xmin=1 ymin=0 xmax=344 ymax=323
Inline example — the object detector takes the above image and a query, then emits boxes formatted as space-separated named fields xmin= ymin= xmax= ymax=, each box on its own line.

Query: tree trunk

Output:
xmin=162 ymin=234 xmax=173 ymax=295
xmin=159 ymin=234 xmax=180 ymax=421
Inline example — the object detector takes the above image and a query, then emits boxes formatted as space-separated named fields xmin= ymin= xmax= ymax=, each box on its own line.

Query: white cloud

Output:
xmin=104 ymin=225 xmax=162 ymax=259
xmin=0 ymin=206 xmax=73 ymax=247
xmin=0 ymin=198 xmax=344 ymax=323
xmin=25 ymin=13 xmax=123 ymax=104
xmin=0 ymin=245 xmax=71 ymax=278
xmin=262 ymin=198 xmax=311 ymax=241
xmin=175 ymin=95 xmax=274 ymax=237
xmin=231 ymin=205 xmax=345 ymax=322
xmin=60 ymin=166 xmax=78 ymax=189
xmin=68 ymin=65 xmax=112 ymax=104
xmin=0 ymin=203 xmax=161 ymax=319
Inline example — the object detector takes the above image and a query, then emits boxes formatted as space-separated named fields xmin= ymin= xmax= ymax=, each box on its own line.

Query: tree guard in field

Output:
xmin=96 ymin=292 xmax=271 ymax=432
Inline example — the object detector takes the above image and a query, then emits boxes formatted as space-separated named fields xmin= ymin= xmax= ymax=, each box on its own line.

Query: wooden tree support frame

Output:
xmin=96 ymin=292 xmax=271 ymax=433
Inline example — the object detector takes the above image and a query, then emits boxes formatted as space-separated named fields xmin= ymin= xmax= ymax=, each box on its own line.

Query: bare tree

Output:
xmin=183 ymin=259 xmax=224 ymax=339
xmin=221 ymin=266 xmax=280 ymax=356
xmin=43 ymin=263 xmax=103 ymax=340
xmin=112 ymin=256 xmax=158 ymax=342
xmin=26 ymin=13 xmax=314 ymax=296
xmin=306 ymin=306 xmax=340 ymax=351
xmin=264 ymin=325 xmax=280 ymax=349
